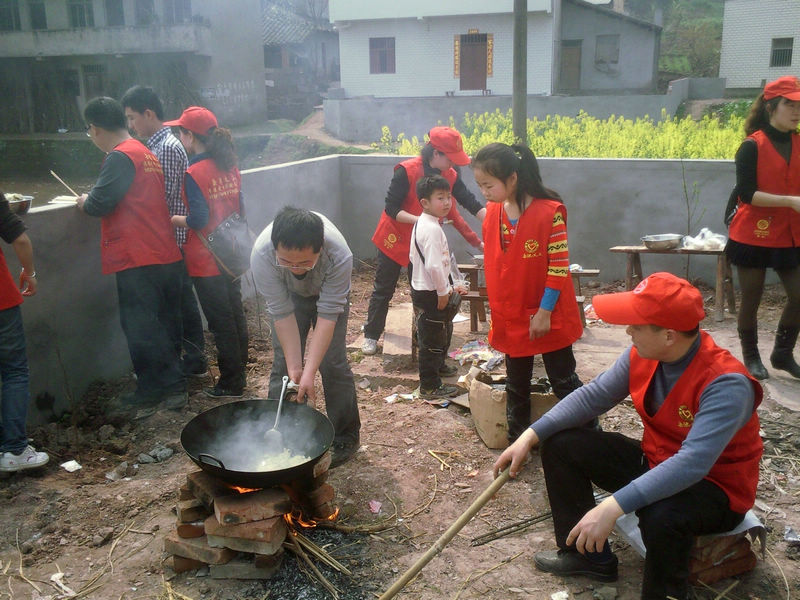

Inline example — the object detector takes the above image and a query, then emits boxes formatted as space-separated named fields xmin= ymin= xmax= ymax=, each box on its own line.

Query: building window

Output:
xmin=0 ymin=0 xmax=21 ymax=31
xmin=68 ymin=0 xmax=94 ymax=27
xmin=770 ymin=38 xmax=793 ymax=68
xmin=105 ymin=0 xmax=124 ymax=26
xmin=135 ymin=0 xmax=156 ymax=25
xmin=83 ymin=64 xmax=105 ymax=98
xmin=595 ymin=33 xmax=620 ymax=65
xmin=164 ymin=0 xmax=190 ymax=25
xmin=264 ymin=46 xmax=282 ymax=69
xmin=369 ymin=37 xmax=395 ymax=74
xmin=28 ymin=0 xmax=46 ymax=29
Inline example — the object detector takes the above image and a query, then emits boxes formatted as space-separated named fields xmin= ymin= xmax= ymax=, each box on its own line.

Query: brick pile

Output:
xmin=164 ymin=450 xmax=335 ymax=579
xmin=689 ymin=532 xmax=758 ymax=585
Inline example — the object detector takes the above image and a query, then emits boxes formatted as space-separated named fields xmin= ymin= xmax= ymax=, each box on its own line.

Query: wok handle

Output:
xmin=198 ymin=453 xmax=226 ymax=469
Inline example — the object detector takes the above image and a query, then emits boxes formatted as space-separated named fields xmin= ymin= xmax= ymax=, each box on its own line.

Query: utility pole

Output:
xmin=512 ymin=0 xmax=527 ymax=144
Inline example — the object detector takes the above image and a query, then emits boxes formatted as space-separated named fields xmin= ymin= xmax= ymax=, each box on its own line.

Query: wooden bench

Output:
xmin=609 ymin=246 xmax=736 ymax=322
xmin=571 ymin=268 xmax=600 ymax=326
xmin=458 ymin=264 xmax=488 ymax=332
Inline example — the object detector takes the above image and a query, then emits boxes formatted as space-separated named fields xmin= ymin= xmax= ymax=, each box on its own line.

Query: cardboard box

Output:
xmin=468 ymin=378 xmax=558 ymax=449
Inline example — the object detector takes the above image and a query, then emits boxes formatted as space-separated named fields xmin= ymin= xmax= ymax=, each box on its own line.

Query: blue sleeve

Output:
xmin=540 ymin=287 xmax=561 ymax=312
xmin=612 ymin=373 xmax=756 ymax=514
xmin=184 ymin=174 xmax=210 ymax=230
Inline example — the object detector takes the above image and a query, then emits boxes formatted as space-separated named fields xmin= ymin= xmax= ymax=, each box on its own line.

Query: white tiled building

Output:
xmin=719 ymin=0 xmax=800 ymax=91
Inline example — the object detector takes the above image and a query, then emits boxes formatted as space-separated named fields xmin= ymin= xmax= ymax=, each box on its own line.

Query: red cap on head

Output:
xmin=163 ymin=106 xmax=218 ymax=136
xmin=592 ymin=272 xmax=705 ymax=331
xmin=428 ymin=126 xmax=470 ymax=166
xmin=763 ymin=76 xmax=800 ymax=101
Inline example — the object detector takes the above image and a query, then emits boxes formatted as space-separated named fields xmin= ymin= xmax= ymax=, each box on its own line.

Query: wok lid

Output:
xmin=180 ymin=398 xmax=335 ymax=488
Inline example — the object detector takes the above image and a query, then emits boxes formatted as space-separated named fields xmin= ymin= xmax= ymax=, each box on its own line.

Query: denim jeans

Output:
xmin=0 ymin=305 xmax=30 ymax=454
xmin=540 ymin=428 xmax=744 ymax=600
xmin=411 ymin=289 xmax=453 ymax=390
xmin=116 ymin=263 xmax=185 ymax=398
xmin=193 ymin=272 xmax=248 ymax=391
xmin=269 ymin=294 xmax=361 ymax=446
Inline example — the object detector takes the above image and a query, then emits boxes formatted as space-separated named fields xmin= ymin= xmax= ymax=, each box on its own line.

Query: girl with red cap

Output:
xmin=725 ymin=75 xmax=800 ymax=380
xmin=361 ymin=126 xmax=486 ymax=357
xmin=472 ymin=142 xmax=585 ymax=444
xmin=166 ymin=107 xmax=249 ymax=398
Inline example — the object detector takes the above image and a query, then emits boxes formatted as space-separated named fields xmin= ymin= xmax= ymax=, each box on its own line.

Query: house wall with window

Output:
xmin=336 ymin=12 xmax=554 ymax=98
xmin=560 ymin=0 xmax=659 ymax=92
xmin=719 ymin=0 xmax=799 ymax=90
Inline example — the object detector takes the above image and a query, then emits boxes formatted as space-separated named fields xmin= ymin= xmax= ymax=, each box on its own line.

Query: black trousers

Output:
xmin=116 ymin=262 xmax=185 ymax=397
xmin=178 ymin=255 xmax=206 ymax=372
xmin=192 ymin=273 xmax=248 ymax=391
xmin=411 ymin=289 xmax=453 ymax=390
xmin=268 ymin=294 xmax=361 ymax=446
xmin=505 ymin=345 xmax=582 ymax=442
xmin=364 ymin=250 xmax=410 ymax=340
xmin=540 ymin=428 xmax=745 ymax=600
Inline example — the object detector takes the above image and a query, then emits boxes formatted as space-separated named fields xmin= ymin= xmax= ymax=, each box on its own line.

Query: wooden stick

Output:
xmin=286 ymin=534 xmax=340 ymax=599
xmin=293 ymin=530 xmax=352 ymax=576
xmin=378 ymin=469 xmax=511 ymax=600
xmin=49 ymin=170 xmax=80 ymax=197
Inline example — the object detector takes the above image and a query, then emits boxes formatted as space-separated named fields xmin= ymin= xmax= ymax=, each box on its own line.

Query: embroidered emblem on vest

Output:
xmin=522 ymin=239 xmax=541 ymax=258
xmin=754 ymin=219 xmax=770 ymax=239
xmin=677 ymin=404 xmax=694 ymax=428
xmin=384 ymin=233 xmax=397 ymax=249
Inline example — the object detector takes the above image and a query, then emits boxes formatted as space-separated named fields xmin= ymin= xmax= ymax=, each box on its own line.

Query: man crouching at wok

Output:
xmin=493 ymin=272 xmax=763 ymax=600
xmin=251 ymin=206 xmax=361 ymax=469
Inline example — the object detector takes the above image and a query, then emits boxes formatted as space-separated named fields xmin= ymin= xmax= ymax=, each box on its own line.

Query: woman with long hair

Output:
xmin=725 ymin=76 xmax=800 ymax=380
xmin=166 ymin=107 xmax=249 ymax=398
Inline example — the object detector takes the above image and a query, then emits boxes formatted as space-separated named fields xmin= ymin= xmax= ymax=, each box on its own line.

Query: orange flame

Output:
xmin=230 ymin=485 xmax=260 ymax=494
xmin=283 ymin=506 xmax=339 ymax=528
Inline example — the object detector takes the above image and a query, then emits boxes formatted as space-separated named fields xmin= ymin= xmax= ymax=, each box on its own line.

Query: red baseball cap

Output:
xmin=428 ymin=126 xmax=470 ymax=166
xmin=763 ymin=76 xmax=800 ymax=101
xmin=164 ymin=106 xmax=218 ymax=135
xmin=592 ymin=272 xmax=705 ymax=331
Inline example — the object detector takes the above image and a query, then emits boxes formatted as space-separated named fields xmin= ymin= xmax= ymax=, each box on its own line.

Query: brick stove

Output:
xmin=164 ymin=450 xmax=336 ymax=579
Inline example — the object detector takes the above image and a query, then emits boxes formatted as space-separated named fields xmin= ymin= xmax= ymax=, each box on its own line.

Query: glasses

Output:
xmin=85 ymin=124 xmax=92 ymax=138
xmin=275 ymin=256 xmax=318 ymax=272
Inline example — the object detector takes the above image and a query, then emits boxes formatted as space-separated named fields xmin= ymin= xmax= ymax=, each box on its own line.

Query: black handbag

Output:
xmin=201 ymin=212 xmax=254 ymax=279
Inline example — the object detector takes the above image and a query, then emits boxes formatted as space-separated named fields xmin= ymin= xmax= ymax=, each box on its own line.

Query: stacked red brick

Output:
xmin=689 ymin=532 xmax=758 ymax=585
xmin=164 ymin=451 xmax=335 ymax=579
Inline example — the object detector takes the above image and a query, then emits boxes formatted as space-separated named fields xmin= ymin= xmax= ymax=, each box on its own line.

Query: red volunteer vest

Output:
xmin=0 ymin=248 xmax=22 ymax=311
xmin=371 ymin=157 xmax=475 ymax=265
xmin=629 ymin=331 xmax=763 ymax=513
xmin=482 ymin=200 xmax=582 ymax=356
xmin=99 ymin=139 xmax=181 ymax=274
xmin=182 ymin=158 xmax=242 ymax=277
xmin=728 ymin=129 xmax=800 ymax=247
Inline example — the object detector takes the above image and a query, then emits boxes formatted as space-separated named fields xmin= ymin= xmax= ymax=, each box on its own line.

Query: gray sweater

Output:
xmin=531 ymin=334 xmax=756 ymax=514
xmin=251 ymin=212 xmax=352 ymax=322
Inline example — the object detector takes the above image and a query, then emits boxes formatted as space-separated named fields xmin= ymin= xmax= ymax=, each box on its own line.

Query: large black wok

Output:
xmin=180 ymin=398 xmax=335 ymax=489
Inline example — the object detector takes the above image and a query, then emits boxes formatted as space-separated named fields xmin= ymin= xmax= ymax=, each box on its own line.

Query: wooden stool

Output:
xmin=571 ymin=268 xmax=599 ymax=326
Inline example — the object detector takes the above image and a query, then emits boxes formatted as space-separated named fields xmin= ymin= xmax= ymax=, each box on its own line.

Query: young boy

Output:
xmin=410 ymin=175 xmax=465 ymax=400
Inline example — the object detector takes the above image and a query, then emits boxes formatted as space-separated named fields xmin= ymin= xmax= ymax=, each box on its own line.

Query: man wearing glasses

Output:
xmin=251 ymin=206 xmax=361 ymax=468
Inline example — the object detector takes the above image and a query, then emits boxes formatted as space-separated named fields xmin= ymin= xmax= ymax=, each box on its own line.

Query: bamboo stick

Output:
xmin=377 ymin=469 xmax=511 ymax=600
xmin=49 ymin=170 xmax=80 ymax=197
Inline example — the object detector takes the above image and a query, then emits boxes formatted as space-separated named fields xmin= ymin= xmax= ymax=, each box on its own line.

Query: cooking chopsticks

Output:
xmin=49 ymin=170 xmax=79 ymax=198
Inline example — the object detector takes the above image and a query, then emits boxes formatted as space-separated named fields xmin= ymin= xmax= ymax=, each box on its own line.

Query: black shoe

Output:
xmin=203 ymin=386 xmax=243 ymax=399
xmin=534 ymin=549 xmax=618 ymax=582
xmin=438 ymin=362 xmax=459 ymax=377
xmin=419 ymin=384 xmax=460 ymax=399
xmin=161 ymin=390 xmax=188 ymax=411
xmin=330 ymin=437 xmax=360 ymax=469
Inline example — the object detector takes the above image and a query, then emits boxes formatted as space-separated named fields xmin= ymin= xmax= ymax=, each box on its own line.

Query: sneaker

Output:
xmin=330 ymin=437 xmax=360 ymax=469
xmin=161 ymin=390 xmax=188 ymax=411
xmin=204 ymin=386 xmax=243 ymax=399
xmin=108 ymin=391 xmax=159 ymax=416
xmin=438 ymin=362 xmax=459 ymax=377
xmin=0 ymin=445 xmax=49 ymax=472
xmin=361 ymin=338 xmax=378 ymax=355
xmin=534 ymin=549 xmax=618 ymax=582
xmin=419 ymin=383 xmax=460 ymax=400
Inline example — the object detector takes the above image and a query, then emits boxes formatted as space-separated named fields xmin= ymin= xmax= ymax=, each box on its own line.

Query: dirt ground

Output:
xmin=0 ymin=269 xmax=799 ymax=600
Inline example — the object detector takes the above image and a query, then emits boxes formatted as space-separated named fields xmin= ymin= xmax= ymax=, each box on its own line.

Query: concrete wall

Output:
xmin=561 ymin=1 xmax=658 ymax=92
xmin=329 ymin=0 xmax=551 ymax=20
xmin=720 ymin=0 xmax=800 ymax=90
xmin=323 ymin=90 xmax=685 ymax=143
xmin=17 ymin=154 xmax=738 ymax=427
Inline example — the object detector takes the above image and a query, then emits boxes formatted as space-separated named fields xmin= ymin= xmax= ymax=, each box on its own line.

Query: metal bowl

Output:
xmin=8 ymin=196 xmax=32 ymax=215
xmin=641 ymin=234 xmax=683 ymax=250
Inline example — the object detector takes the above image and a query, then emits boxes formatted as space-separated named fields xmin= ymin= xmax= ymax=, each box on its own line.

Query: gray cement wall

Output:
xmin=17 ymin=154 xmax=738 ymax=426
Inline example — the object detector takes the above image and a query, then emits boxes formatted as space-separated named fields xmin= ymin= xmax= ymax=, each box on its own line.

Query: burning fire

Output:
xmin=231 ymin=485 xmax=260 ymax=494
xmin=284 ymin=507 xmax=340 ymax=529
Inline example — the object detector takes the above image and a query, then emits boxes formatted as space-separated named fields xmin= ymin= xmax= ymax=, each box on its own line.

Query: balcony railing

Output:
xmin=0 ymin=23 xmax=211 ymax=58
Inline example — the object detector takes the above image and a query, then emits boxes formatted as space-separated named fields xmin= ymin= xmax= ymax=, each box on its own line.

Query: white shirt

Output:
xmin=409 ymin=212 xmax=452 ymax=295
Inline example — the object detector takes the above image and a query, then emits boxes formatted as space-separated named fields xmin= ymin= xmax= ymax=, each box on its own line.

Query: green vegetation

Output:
xmin=377 ymin=108 xmax=749 ymax=160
